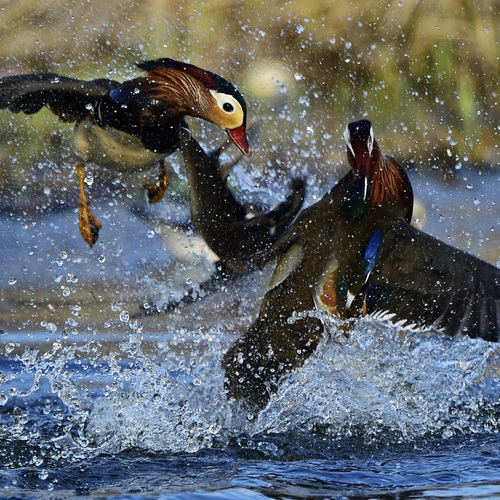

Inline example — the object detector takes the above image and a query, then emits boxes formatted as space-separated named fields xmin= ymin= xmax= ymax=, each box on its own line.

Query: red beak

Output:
xmin=227 ymin=125 xmax=251 ymax=156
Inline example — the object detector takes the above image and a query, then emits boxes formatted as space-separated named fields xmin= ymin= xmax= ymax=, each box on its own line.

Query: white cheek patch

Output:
xmin=209 ymin=90 xmax=244 ymax=129
xmin=367 ymin=125 xmax=374 ymax=156
xmin=344 ymin=125 xmax=355 ymax=157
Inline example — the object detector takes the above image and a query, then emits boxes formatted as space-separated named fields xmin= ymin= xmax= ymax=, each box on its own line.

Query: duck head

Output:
xmin=344 ymin=118 xmax=376 ymax=176
xmin=137 ymin=58 xmax=250 ymax=156
xmin=344 ymin=119 xmax=413 ymax=222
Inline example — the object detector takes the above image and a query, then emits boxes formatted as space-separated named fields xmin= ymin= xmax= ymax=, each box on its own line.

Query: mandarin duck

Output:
xmin=135 ymin=129 xmax=305 ymax=316
xmin=0 ymin=58 xmax=250 ymax=245
xmin=223 ymin=119 xmax=500 ymax=408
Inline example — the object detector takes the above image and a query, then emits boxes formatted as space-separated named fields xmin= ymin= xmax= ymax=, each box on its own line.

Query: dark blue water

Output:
xmin=1 ymin=169 xmax=500 ymax=499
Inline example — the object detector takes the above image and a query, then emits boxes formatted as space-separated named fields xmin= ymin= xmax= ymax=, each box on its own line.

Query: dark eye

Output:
xmin=223 ymin=102 xmax=234 ymax=113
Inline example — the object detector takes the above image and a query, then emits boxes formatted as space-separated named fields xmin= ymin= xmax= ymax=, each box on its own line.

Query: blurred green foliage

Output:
xmin=0 ymin=0 xmax=498 ymax=206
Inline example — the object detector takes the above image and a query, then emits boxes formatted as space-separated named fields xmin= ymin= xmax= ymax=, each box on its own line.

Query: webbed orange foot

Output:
xmin=145 ymin=160 xmax=169 ymax=204
xmin=76 ymin=164 xmax=101 ymax=246
xmin=79 ymin=207 xmax=101 ymax=246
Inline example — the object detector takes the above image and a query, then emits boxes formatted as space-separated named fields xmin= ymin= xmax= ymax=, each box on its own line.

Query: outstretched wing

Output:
xmin=0 ymin=73 xmax=120 ymax=122
xmin=365 ymin=219 xmax=500 ymax=341
xmin=180 ymin=129 xmax=306 ymax=274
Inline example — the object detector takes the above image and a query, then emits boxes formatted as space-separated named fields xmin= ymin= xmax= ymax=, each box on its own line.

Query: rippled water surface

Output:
xmin=1 ymin=169 xmax=500 ymax=499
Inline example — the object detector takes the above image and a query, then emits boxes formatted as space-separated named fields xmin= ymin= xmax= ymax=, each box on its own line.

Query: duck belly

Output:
xmin=73 ymin=119 xmax=165 ymax=171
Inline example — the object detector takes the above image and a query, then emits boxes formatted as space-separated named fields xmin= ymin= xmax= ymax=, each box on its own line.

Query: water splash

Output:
xmin=82 ymin=327 xmax=234 ymax=455
xmin=257 ymin=315 xmax=500 ymax=443
xmin=1 ymin=314 xmax=500 ymax=466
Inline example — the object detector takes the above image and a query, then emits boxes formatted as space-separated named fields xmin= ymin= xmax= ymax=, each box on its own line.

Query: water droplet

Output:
xmin=84 ymin=172 xmax=94 ymax=186
xmin=208 ymin=423 xmax=221 ymax=434
xmin=98 ymin=255 xmax=106 ymax=263
xmin=5 ymin=342 xmax=15 ymax=354
xmin=8 ymin=277 xmax=17 ymax=285
xmin=119 ymin=311 xmax=129 ymax=323
xmin=66 ymin=318 xmax=78 ymax=327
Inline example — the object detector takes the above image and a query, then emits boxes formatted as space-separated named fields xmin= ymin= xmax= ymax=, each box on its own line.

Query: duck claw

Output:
xmin=79 ymin=209 xmax=101 ymax=246
xmin=145 ymin=183 xmax=167 ymax=204
xmin=145 ymin=159 xmax=169 ymax=204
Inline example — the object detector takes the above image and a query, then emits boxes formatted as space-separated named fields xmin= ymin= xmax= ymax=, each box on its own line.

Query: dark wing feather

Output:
xmin=0 ymin=73 xmax=120 ymax=122
xmin=241 ymin=178 xmax=305 ymax=237
xmin=180 ymin=130 xmax=305 ymax=274
xmin=366 ymin=219 xmax=500 ymax=341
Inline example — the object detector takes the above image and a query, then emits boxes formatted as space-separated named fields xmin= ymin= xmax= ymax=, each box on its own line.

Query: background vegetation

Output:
xmin=0 ymin=0 xmax=498 ymax=209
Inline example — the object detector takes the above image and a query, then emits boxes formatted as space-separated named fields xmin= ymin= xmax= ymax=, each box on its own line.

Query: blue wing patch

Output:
xmin=364 ymin=229 xmax=384 ymax=278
